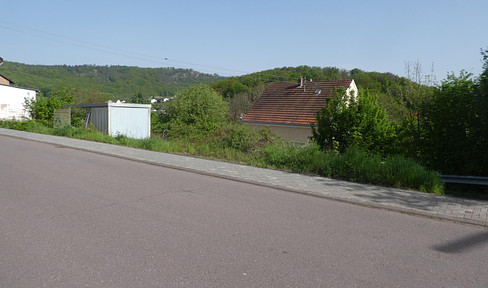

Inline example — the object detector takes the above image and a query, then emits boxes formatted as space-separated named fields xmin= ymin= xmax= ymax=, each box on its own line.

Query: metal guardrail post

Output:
xmin=440 ymin=175 xmax=488 ymax=186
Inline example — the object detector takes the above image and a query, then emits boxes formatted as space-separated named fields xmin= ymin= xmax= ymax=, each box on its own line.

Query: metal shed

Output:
xmin=64 ymin=102 xmax=152 ymax=139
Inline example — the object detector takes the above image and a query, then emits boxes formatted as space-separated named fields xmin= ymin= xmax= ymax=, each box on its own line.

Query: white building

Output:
xmin=0 ymin=83 xmax=37 ymax=121
xmin=64 ymin=102 xmax=152 ymax=139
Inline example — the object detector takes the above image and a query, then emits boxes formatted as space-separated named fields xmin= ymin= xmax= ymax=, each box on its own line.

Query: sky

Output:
xmin=1 ymin=0 xmax=487 ymax=82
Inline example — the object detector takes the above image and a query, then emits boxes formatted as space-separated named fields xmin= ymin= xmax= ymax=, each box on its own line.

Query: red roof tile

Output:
xmin=242 ymin=79 xmax=354 ymax=126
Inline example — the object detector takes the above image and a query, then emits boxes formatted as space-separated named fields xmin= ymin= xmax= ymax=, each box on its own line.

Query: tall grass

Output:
xmin=263 ymin=144 xmax=444 ymax=194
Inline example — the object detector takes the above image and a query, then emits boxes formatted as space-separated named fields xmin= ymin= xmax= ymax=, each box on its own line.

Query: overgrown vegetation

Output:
xmin=153 ymin=85 xmax=229 ymax=137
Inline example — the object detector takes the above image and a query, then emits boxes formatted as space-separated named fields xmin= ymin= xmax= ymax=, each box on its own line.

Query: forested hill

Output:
xmin=0 ymin=62 xmax=225 ymax=99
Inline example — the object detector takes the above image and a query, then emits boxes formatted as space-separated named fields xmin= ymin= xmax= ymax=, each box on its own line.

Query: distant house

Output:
xmin=242 ymin=79 xmax=358 ymax=142
xmin=0 ymin=79 xmax=37 ymax=121
xmin=0 ymin=74 xmax=14 ymax=86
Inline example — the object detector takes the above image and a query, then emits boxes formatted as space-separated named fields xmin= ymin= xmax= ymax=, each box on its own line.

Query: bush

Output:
xmin=158 ymin=85 xmax=229 ymax=137
xmin=219 ymin=123 xmax=259 ymax=152
xmin=312 ymin=89 xmax=396 ymax=155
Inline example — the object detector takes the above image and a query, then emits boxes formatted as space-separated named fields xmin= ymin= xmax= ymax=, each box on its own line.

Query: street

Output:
xmin=1 ymin=135 xmax=487 ymax=287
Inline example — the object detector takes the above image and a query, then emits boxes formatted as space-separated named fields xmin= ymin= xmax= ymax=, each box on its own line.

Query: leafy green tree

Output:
xmin=476 ymin=49 xmax=488 ymax=173
xmin=421 ymin=50 xmax=488 ymax=176
xmin=211 ymin=79 xmax=250 ymax=99
xmin=228 ymin=83 xmax=266 ymax=120
xmin=158 ymin=85 xmax=229 ymax=137
xmin=395 ymin=61 xmax=435 ymax=160
xmin=422 ymin=72 xmax=476 ymax=174
xmin=130 ymin=92 xmax=145 ymax=103
xmin=312 ymin=89 xmax=395 ymax=155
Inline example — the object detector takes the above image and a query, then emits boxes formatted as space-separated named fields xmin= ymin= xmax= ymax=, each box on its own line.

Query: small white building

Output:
xmin=65 ymin=102 xmax=152 ymax=139
xmin=0 ymin=83 xmax=37 ymax=121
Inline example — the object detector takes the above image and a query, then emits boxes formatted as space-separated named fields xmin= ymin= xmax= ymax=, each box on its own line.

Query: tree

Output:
xmin=421 ymin=49 xmax=488 ymax=176
xmin=158 ymin=85 xmax=229 ymax=137
xmin=422 ymin=72 xmax=479 ymax=174
xmin=396 ymin=61 xmax=435 ymax=160
xmin=228 ymin=83 xmax=265 ymax=120
xmin=312 ymin=89 xmax=395 ymax=155
xmin=130 ymin=92 xmax=145 ymax=104
xmin=211 ymin=79 xmax=250 ymax=99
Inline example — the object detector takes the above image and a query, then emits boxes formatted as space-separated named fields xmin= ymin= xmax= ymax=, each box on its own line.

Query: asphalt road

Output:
xmin=1 ymin=135 xmax=488 ymax=287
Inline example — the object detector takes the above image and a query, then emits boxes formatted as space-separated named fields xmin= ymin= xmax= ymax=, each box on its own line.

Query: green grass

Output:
xmin=0 ymin=120 xmax=444 ymax=194
xmin=262 ymin=144 xmax=444 ymax=194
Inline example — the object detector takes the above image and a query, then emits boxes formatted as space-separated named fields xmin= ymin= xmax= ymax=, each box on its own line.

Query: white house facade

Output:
xmin=0 ymin=84 xmax=37 ymax=121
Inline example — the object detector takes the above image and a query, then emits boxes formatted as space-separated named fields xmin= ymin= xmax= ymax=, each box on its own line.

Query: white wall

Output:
xmin=0 ymin=85 xmax=36 ymax=120
xmin=109 ymin=106 xmax=151 ymax=139
xmin=346 ymin=79 xmax=359 ymax=104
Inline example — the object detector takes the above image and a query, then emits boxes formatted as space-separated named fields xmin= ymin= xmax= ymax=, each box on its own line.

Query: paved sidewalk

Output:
xmin=2 ymin=128 xmax=488 ymax=227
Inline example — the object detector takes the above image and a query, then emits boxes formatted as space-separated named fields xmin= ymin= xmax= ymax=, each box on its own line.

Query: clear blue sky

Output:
xmin=2 ymin=0 xmax=487 ymax=82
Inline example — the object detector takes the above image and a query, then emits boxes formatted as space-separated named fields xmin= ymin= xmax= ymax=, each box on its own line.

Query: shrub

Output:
xmin=158 ymin=85 xmax=229 ymax=137
xmin=53 ymin=125 xmax=77 ymax=137
xmin=220 ymin=123 xmax=259 ymax=152
xmin=312 ymin=89 xmax=396 ymax=155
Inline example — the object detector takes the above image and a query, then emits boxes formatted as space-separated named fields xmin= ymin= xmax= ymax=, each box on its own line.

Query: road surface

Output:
xmin=1 ymin=135 xmax=487 ymax=287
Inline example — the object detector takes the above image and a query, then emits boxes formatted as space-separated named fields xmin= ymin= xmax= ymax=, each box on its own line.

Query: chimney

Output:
xmin=298 ymin=76 xmax=303 ymax=88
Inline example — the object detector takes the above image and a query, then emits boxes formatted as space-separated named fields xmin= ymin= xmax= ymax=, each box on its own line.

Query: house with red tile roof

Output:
xmin=242 ymin=79 xmax=358 ymax=142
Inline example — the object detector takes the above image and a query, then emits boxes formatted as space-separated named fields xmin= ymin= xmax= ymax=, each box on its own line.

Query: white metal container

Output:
xmin=81 ymin=102 xmax=151 ymax=139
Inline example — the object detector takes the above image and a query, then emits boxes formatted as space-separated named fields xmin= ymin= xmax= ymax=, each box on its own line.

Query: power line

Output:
xmin=0 ymin=21 xmax=348 ymax=83
xmin=0 ymin=22 xmax=250 ymax=76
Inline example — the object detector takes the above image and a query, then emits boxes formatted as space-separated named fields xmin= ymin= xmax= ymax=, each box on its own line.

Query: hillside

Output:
xmin=0 ymin=62 xmax=225 ymax=99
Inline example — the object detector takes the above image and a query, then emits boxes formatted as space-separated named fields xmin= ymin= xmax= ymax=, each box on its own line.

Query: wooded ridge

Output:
xmin=0 ymin=62 xmax=225 ymax=99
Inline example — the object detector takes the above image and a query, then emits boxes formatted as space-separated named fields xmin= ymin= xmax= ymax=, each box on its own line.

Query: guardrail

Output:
xmin=440 ymin=175 xmax=488 ymax=186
